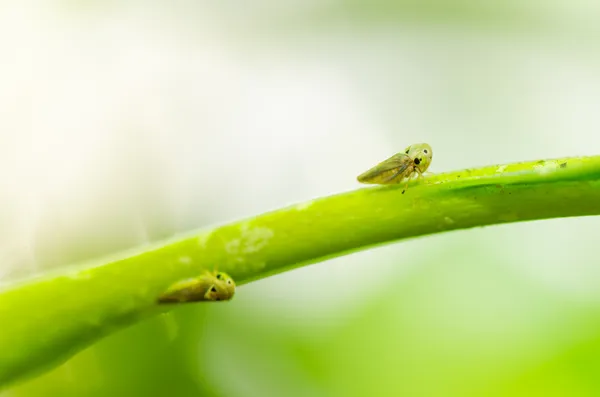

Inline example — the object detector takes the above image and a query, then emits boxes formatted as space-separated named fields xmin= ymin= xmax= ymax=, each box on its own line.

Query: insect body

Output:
xmin=357 ymin=143 xmax=433 ymax=193
xmin=157 ymin=270 xmax=236 ymax=304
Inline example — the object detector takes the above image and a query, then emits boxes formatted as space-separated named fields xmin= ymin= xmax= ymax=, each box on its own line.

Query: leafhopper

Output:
xmin=157 ymin=270 xmax=236 ymax=304
xmin=357 ymin=143 xmax=433 ymax=193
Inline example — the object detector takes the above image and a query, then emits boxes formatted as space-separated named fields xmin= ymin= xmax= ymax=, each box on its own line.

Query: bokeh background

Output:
xmin=2 ymin=1 xmax=600 ymax=396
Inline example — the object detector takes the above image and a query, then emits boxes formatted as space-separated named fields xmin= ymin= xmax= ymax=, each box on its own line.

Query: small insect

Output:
xmin=157 ymin=270 xmax=236 ymax=304
xmin=357 ymin=143 xmax=433 ymax=194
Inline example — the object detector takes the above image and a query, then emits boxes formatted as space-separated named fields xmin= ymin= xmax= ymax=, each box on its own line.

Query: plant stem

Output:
xmin=1 ymin=155 xmax=600 ymax=388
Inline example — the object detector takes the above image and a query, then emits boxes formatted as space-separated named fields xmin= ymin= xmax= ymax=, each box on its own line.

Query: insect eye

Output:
xmin=414 ymin=158 xmax=421 ymax=165
xmin=216 ymin=273 xmax=222 ymax=280
xmin=227 ymin=280 xmax=232 ymax=285
xmin=423 ymin=149 xmax=428 ymax=154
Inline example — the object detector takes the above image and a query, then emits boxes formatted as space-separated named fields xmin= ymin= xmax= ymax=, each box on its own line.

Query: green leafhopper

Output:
xmin=357 ymin=143 xmax=433 ymax=193
xmin=157 ymin=270 xmax=236 ymax=304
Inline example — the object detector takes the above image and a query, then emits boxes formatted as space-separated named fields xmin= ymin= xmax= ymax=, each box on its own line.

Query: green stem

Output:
xmin=1 ymin=155 xmax=600 ymax=388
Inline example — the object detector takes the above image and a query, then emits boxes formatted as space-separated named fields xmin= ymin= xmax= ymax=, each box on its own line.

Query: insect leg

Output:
xmin=401 ymin=173 xmax=414 ymax=194
xmin=416 ymin=169 xmax=425 ymax=184
xmin=204 ymin=284 xmax=218 ymax=300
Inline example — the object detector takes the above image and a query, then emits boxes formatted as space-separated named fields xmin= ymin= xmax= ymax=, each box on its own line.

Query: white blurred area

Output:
xmin=1 ymin=0 xmax=600 ymax=317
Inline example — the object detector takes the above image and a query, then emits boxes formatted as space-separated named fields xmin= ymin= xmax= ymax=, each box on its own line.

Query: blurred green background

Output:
xmin=2 ymin=1 xmax=600 ymax=396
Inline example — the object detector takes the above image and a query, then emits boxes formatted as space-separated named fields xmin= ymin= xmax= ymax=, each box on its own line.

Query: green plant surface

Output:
xmin=1 ymin=155 xmax=599 ymax=389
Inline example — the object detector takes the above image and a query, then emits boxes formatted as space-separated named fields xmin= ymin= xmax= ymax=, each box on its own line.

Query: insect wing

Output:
xmin=157 ymin=277 xmax=212 ymax=303
xmin=357 ymin=153 xmax=411 ymax=184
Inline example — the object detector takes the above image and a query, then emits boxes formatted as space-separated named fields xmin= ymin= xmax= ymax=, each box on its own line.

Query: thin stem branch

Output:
xmin=1 ymin=155 xmax=600 ymax=388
